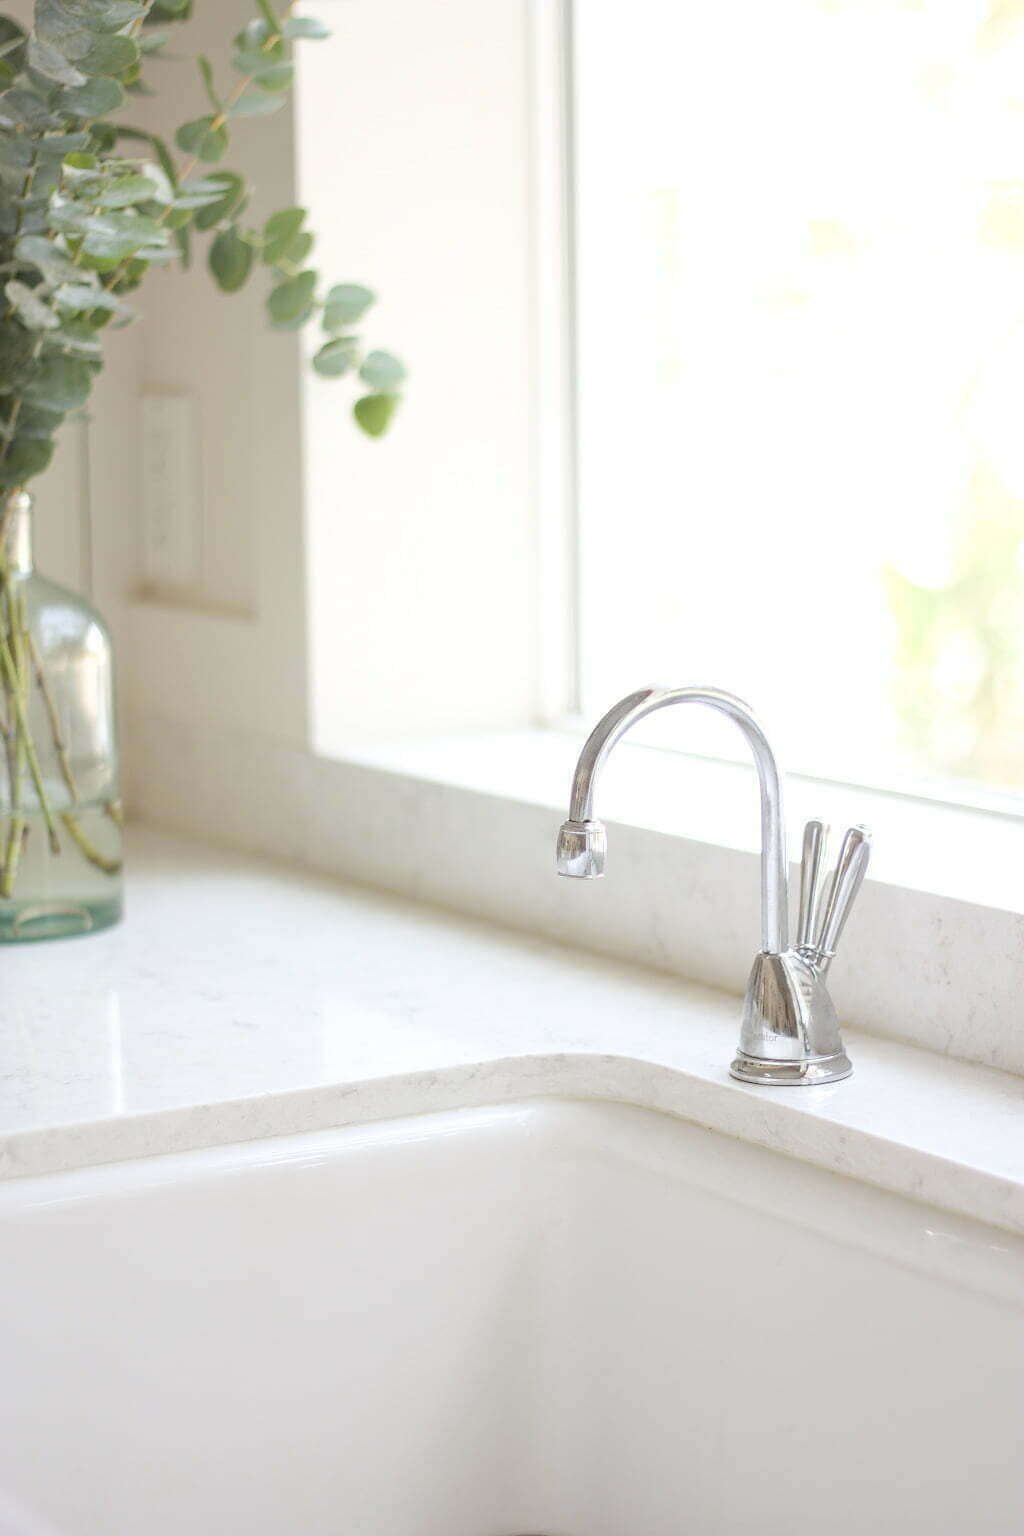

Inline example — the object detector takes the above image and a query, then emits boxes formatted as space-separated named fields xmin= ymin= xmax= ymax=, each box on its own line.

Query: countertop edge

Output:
xmin=2 ymin=1051 xmax=1021 ymax=1237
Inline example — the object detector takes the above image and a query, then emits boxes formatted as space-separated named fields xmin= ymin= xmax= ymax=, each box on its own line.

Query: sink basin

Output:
xmin=0 ymin=1099 xmax=1021 ymax=1535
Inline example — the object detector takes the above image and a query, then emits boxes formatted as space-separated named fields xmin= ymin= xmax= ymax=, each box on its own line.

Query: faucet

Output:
xmin=556 ymin=687 xmax=871 ymax=1085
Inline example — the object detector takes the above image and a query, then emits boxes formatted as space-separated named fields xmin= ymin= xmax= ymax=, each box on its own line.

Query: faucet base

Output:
xmin=729 ymin=1050 xmax=853 ymax=1086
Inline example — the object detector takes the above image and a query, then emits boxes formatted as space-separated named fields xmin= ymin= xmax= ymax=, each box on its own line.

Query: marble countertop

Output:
xmin=2 ymin=826 xmax=1023 ymax=1234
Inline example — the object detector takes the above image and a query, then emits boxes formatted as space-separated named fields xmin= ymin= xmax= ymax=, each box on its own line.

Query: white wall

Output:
xmin=296 ymin=0 xmax=538 ymax=749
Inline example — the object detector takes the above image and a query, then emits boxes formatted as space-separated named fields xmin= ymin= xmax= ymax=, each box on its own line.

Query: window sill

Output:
xmin=127 ymin=712 xmax=1024 ymax=1080
xmin=341 ymin=725 xmax=1024 ymax=915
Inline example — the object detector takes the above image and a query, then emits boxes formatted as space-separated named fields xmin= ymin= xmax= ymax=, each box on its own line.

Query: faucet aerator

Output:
xmin=556 ymin=819 xmax=607 ymax=879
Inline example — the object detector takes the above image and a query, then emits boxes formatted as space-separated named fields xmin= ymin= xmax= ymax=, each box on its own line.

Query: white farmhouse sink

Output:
xmin=0 ymin=1100 xmax=1021 ymax=1535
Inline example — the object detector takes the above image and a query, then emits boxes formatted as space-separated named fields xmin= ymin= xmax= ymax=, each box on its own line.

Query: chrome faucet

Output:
xmin=556 ymin=687 xmax=871 ymax=1085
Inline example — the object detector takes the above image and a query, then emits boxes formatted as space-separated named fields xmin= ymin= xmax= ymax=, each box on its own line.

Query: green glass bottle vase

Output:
xmin=0 ymin=489 xmax=123 ymax=941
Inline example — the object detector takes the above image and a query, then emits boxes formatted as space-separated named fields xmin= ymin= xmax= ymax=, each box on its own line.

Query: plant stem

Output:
xmin=27 ymin=631 xmax=78 ymax=804
xmin=0 ymin=627 xmax=60 ymax=857
xmin=61 ymin=811 xmax=121 ymax=875
xmin=103 ymin=1 xmax=300 ymax=294
xmin=0 ymin=564 xmax=26 ymax=895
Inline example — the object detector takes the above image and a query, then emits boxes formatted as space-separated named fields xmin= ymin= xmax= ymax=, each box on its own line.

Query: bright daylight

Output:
xmin=576 ymin=0 xmax=1024 ymax=799
xmin=0 ymin=4 xmax=1021 ymax=1535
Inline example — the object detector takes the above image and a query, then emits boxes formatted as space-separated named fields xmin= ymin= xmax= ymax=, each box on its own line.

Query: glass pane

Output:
xmin=573 ymin=0 xmax=1024 ymax=800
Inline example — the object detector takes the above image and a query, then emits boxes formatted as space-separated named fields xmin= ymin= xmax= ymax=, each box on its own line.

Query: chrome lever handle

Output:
xmin=797 ymin=819 xmax=828 ymax=951
xmin=811 ymin=824 xmax=871 ymax=972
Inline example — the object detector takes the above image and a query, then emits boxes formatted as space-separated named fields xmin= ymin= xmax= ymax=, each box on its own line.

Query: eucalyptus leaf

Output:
xmin=147 ymin=0 xmax=192 ymax=20
xmin=232 ymin=39 xmax=286 ymax=70
xmin=313 ymin=337 xmax=357 ymax=378
xmin=53 ymin=282 xmax=126 ymax=314
xmin=5 ymin=279 xmax=59 ymax=330
xmin=229 ymin=88 xmax=286 ymax=118
xmin=15 ymin=404 xmax=63 ymax=440
xmin=323 ymin=282 xmax=375 ymax=330
xmin=232 ymin=50 xmax=293 ymax=92
xmin=234 ymin=19 xmax=273 ymax=52
xmin=209 ymin=224 xmax=253 ymax=293
xmin=283 ymin=17 xmax=330 ymax=40
xmin=261 ymin=206 xmax=305 ymax=264
xmin=193 ymin=170 xmax=245 ymax=230
xmin=95 ymin=172 xmax=165 ymax=208
xmin=27 ymin=37 xmax=85 ymax=88
xmin=62 ymin=76 xmax=123 ymax=116
xmin=81 ymin=210 xmax=167 ymax=261
xmin=1 ymin=435 xmax=55 ymax=480
xmin=22 ymin=353 xmax=91 ymax=411
xmin=79 ymin=34 xmax=139 ymax=78
xmin=14 ymin=233 xmax=78 ymax=287
xmin=353 ymin=392 xmax=399 ymax=438
xmin=175 ymin=115 xmax=228 ymax=163
xmin=267 ymin=268 xmax=316 ymax=326
xmin=3 ymin=86 xmax=63 ymax=130
xmin=359 ymin=349 xmax=406 ymax=391
xmin=82 ymin=1 xmax=148 ymax=30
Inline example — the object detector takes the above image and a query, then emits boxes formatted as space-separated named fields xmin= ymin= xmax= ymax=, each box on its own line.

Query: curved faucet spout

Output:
xmin=562 ymin=686 xmax=788 ymax=955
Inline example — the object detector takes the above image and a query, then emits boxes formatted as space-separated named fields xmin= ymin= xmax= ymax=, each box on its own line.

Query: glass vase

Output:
xmin=0 ymin=489 xmax=123 ymax=941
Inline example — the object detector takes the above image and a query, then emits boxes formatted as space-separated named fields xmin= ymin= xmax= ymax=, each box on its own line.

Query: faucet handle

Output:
xmin=797 ymin=819 xmax=828 ymax=951
xmin=809 ymin=824 xmax=871 ymax=970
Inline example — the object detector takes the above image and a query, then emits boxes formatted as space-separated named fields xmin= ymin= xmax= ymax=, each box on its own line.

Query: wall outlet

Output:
xmin=140 ymin=393 xmax=203 ymax=597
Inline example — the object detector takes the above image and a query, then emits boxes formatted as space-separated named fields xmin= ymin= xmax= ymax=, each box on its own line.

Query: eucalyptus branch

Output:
xmin=0 ymin=0 xmax=404 ymax=501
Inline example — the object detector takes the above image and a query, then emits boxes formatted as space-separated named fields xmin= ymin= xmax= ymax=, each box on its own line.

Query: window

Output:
xmin=572 ymin=0 xmax=1024 ymax=805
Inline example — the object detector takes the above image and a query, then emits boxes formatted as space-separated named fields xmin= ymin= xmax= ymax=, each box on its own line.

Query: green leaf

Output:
xmin=0 ymin=59 xmax=14 ymax=89
xmin=16 ymin=405 xmax=63 ymax=440
xmin=43 ymin=315 xmax=103 ymax=356
xmin=353 ymin=392 xmax=399 ymax=437
xmin=197 ymin=54 xmax=221 ymax=112
xmin=27 ymin=36 xmax=86 ymax=87
xmin=358 ymin=349 xmax=406 ymax=391
xmin=283 ymin=16 xmax=330 ymax=39
xmin=4 ymin=280 xmax=59 ymax=332
xmin=140 ymin=31 xmax=169 ymax=55
xmin=1 ymin=436 xmax=55 ymax=482
xmin=273 ymin=230 xmax=313 ymax=268
xmin=267 ymin=269 xmax=316 ymax=327
xmin=62 ymin=76 xmax=123 ymax=116
xmin=22 ymin=353 xmax=92 ymax=412
xmin=193 ymin=170 xmax=245 ymax=230
xmin=138 ymin=159 xmax=174 ymax=205
xmin=261 ymin=206 xmax=305 ymax=264
xmin=0 ymin=17 xmax=26 ymax=75
xmin=175 ymin=115 xmax=228 ymax=163
xmin=232 ymin=51 xmax=293 ymax=92
xmin=14 ymin=234 xmax=78 ymax=288
xmin=313 ymin=337 xmax=357 ymax=378
xmin=81 ymin=210 xmax=167 ymax=261
xmin=229 ymin=88 xmax=286 ymax=117
xmin=79 ymin=34 xmax=139 ymax=78
xmin=1 ymin=86 xmax=62 ymax=132
xmin=323 ymin=282 xmax=374 ymax=331
xmin=95 ymin=172 xmax=165 ymax=208
xmin=208 ymin=225 xmax=253 ymax=293
xmin=52 ymin=282 xmax=126 ymax=315
xmin=80 ymin=1 xmax=147 ymax=30
xmin=147 ymin=0 xmax=192 ymax=20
